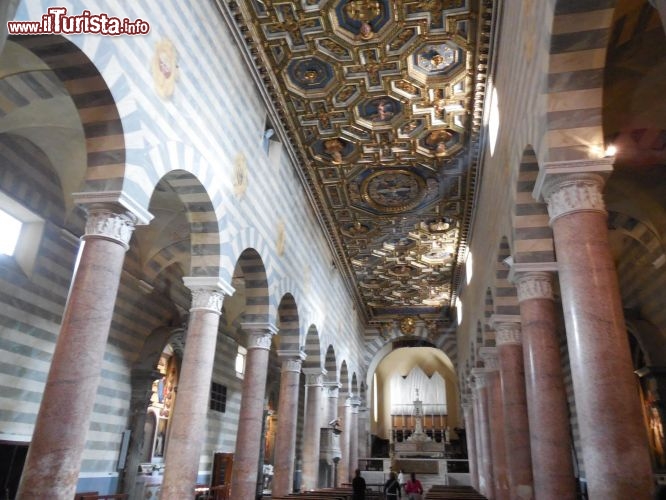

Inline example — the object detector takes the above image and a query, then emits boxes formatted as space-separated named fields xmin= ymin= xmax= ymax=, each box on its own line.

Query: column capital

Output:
xmin=73 ymin=191 xmax=153 ymax=225
xmin=533 ymin=159 xmax=612 ymax=223
xmin=493 ymin=320 xmax=522 ymax=346
xmin=324 ymin=381 xmax=342 ymax=397
xmin=242 ymin=323 xmax=278 ymax=351
xmin=349 ymin=396 xmax=361 ymax=412
xmin=478 ymin=347 xmax=499 ymax=371
xmin=515 ymin=271 xmax=555 ymax=302
xmin=471 ymin=368 xmax=491 ymax=388
xmin=533 ymin=158 xmax=613 ymax=202
xmin=508 ymin=261 xmax=558 ymax=283
xmin=303 ymin=367 xmax=327 ymax=386
xmin=82 ymin=205 xmax=138 ymax=249
xmin=184 ymin=277 xmax=233 ymax=314
xmin=277 ymin=349 xmax=306 ymax=372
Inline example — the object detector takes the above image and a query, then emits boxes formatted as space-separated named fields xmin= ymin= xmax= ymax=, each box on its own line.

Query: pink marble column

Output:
xmin=471 ymin=369 xmax=494 ymax=498
xmin=337 ymin=398 xmax=352 ymax=484
xmin=462 ymin=401 xmax=478 ymax=490
xmin=349 ymin=397 xmax=361 ymax=479
xmin=16 ymin=205 xmax=137 ymax=499
xmin=229 ymin=323 xmax=278 ymax=499
xmin=301 ymin=368 xmax=325 ymax=490
xmin=161 ymin=279 xmax=230 ymax=499
xmin=272 ymin=350 xmax=306 ymax=496
xmin=541 ymin=171 xmax=653 ymax=499
xmin=514 ymin=270 xmax=576 ymax=500
xmin=481 ymin=348 xmax=510 ymax=500
xmin=492 ymin=319 xmax=534 ymax=499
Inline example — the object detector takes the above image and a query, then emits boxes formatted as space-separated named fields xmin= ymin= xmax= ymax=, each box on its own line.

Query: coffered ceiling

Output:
xmin=219 ymin=0 xmax=495 ymax=326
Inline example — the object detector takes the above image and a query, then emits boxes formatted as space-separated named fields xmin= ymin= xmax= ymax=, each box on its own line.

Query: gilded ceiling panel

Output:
xmin=224 ymin=0 xmax=495 ymax=325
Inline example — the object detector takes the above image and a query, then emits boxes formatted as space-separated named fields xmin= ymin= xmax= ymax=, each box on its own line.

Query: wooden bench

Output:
xmin=79 ymin=495 xmax=129 ymax=500
xmin=425 ymin=485 xmax=487 ymax=500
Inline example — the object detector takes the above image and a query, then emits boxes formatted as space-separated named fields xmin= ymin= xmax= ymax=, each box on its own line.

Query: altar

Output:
xmin=392 ymin=389 xmax=449 ymax=458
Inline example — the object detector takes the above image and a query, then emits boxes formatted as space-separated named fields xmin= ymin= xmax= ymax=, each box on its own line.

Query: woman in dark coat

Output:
xmin=383 ymin=471 xmax=401 ymax=499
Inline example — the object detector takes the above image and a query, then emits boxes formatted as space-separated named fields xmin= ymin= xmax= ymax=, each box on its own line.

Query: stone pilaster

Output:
xmin=462 ymin=401 xmax=479 ymax=491
xmin=471 ymin=369 xmax=493 ymax=498
xmin=348 ymin=396 xmax=361 ymax=479
xmin=121 ymin=368 xmax=162 ymax=495
xmin=338 ymin=396 xmax=352 ymax=484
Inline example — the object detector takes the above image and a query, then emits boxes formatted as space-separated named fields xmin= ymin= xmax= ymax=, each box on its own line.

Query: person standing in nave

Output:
xmin=384 ymin=471 xmax=401 ymax=499
xmin=404 ymin=472 xmax=424 ymax=500
xmin=352 ymin=469 xmax=366 ymax=500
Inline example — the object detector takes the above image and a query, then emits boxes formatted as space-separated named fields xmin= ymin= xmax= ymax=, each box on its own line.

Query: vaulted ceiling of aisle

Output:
xmin=218 ymin=0 xmax=496 ymax=326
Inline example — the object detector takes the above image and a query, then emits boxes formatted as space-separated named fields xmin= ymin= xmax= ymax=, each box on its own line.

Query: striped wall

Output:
xmin=324 ymin=345 xmax=337 ymax=382
xmin=558 ymin=320 xmax=585 ymax=479
xmin=483 ymin=288 xmax=494 ymax=347
xmin=277 ymin=293 xmax=300 ymax=353
xmin=0 ymin=1 xmax=371 ymax=493
xmin=493 ymin=237 xmax=520 ymax=317
xmin=609 ymin=211 xmax=666 ymax=340
xmin=512 ymin=147 xmax=555 ymax=264
xmin=546 ymin=0 xmax=616 ymax=162
xmin=12 ymin=34 xmax=129 ymax=195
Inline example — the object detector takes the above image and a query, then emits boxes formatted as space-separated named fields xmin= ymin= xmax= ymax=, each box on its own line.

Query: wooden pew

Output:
xmin=425 ymin=484 xmax=487 ymax=500
xmin=79 ymin=495 xmax=129 ymax=500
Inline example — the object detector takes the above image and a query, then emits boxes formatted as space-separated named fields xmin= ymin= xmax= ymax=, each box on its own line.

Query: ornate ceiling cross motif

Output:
xmin=224 ymin=0 xmax=494 ymax=327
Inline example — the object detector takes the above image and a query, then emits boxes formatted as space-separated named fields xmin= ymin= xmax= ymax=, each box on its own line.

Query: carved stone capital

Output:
xmin=495 ymin=322 xmax=522 ymax=346
xmin=515 ymin=271 xmax=554 ymax=302
xmin=349 ymin=396 xmax=361 ymax=411
xmin=324 ymin=382 xmax=342 ymax=398
xmin=542 ymin=173 xmax=607 ymax=223
xmin=478 ymin=347 xmax=499 ymax=371
xmin=183 ymin=277 xmax=234 ymax=314
xmin=242 ymin=322 xmax=278 ymax=351
xmin=471 ymin=368 xmax=490 ymax=388
xmin=83 ymin=206 xmax=137 ymax=249
xmin=247 ymin=331 xmax=274 ymax=351
xmin=277 ymin=349 xmax=306 ymax=372
xmin=190 ymin=289 xmax=225 ymax=314
xmin=303 ymin=367 xmax=326 ymax=386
